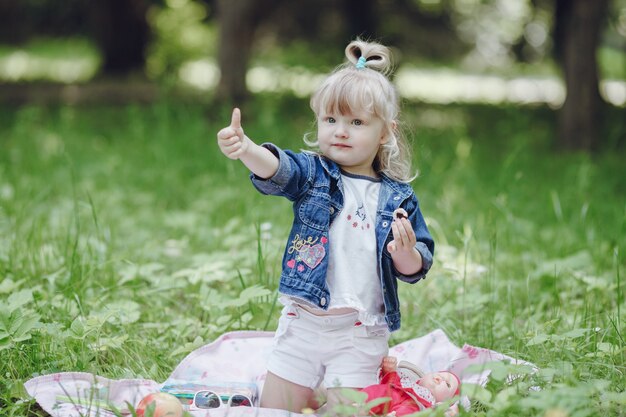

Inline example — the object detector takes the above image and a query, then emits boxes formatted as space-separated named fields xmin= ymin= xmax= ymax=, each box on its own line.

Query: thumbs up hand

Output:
xmin=217 ymin=108 xmax=250 ymax=160
xmin=216 ymin=107 xmax=279 ymax=179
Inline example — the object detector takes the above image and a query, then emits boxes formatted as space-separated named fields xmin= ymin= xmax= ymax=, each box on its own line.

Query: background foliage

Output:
xmin=0 ymin=98 xmax=624 ymax=416
xmin=0 ymin=0 xmax=625 ymax=416
xmin=1 ymin=0 xmax=625 ymax=80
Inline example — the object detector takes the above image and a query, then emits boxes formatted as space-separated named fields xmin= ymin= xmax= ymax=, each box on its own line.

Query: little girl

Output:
xmin=217 ymin=39 xmax=434 ymax=412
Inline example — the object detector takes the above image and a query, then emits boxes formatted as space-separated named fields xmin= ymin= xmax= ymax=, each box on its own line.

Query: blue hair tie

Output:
xmin=356 ymin=56 xmax=367 ymax=69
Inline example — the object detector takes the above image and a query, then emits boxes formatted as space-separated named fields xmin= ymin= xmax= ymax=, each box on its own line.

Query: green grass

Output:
xmin=0 ymin=98 xmax=624 ymax=416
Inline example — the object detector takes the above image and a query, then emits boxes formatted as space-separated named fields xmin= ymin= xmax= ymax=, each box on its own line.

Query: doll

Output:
xmin=360 ymin=357 xmax=460 ymax=416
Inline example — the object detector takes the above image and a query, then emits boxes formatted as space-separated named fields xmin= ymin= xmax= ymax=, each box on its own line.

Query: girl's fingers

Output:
xmin=217 ymin=127 xmax=236 ymax=141
xmin=392 ymin=219 xmax=416 ymax=249
xmin=220 ymin=135 xmax=241 ymax=146
xmin=218 ymin=139 xmax=242 ymax=157
xmin=393 ymin=220 xmax=407 ymax=244
xmin=225 ymin=141 xmax=243 ymax=154
xmin=400 ymin=218 xmax=416 ymax=242
xmin=231 ymin=149 xmax=245 ymax=159
xmin=390 ymin=223 xmax=407 ymax=250
xmin=397 ymin=222 xmax=410 ymax=246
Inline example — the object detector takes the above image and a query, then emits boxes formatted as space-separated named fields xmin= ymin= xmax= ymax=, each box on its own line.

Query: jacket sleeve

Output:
xmin=249 ymin=143 xmax=315 ymax=201
xmin=395 ymin=196 xmax=434 ymax=284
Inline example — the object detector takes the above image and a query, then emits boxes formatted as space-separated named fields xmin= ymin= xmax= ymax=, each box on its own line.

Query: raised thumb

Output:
xmin=231 ymin=107 xmax=242 ymax=129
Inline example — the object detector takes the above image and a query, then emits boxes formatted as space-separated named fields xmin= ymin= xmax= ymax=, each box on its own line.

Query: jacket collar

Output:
xmin=319 ymin=155 xmax=342 ymax=180
xmin=319 ymin=155 xmax=414 ymax=197
xmin=380 ymin=173 xmax=414 ymax=198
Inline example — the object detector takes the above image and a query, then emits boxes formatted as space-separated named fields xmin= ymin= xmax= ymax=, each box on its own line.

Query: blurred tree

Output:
xmin=0 ymin=0 xmax=89 ymax=44
xmin=216 ymin=0 xmax=392 ymax=102
xmin=147 ymin=0 xmax=216 ymax=78
xmin=385 ymin=0 xmax=464 ymax=63
xmin=0 ymin=0 xmax=27 ymax=43
xmin=216 ymin=0 xmax=287 ymax=102
xmin=341 ymin=0 xmax=379 ymax=41
xmin=553 ymin=0 xmax=610 ymax=151
xmin=90 ymin=0 xmax=151 ymax=76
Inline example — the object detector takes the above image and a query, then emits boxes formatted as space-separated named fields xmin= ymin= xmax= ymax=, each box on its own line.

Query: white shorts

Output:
xmin=266 ymin=304 xmax=390 ymax=389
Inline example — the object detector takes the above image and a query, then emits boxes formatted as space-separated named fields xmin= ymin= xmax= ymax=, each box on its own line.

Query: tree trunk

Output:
xmin=553 ymin=0 xmax=609 ymax=151
xmin=215 ymin=0 xmax=257 ymax=103
xmin=90 ymin=0 xmax=150 ymax=76
xmin=341 ymin=0 xmax=378 ymax=41
xmin=0 ymin=1 xmax=26 ymax=43
xmin=215 ymin=0 xmax=287 ymax=103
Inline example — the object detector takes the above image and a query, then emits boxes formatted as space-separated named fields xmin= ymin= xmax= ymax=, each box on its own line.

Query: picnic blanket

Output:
xmin=24 ymin=329 xmax=532 ymax=417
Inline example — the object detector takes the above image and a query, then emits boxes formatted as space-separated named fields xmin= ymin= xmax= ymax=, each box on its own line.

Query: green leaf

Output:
xmin=526 ymin=333 xmax=550 ymax=346
xmin=332 ymin=403 xmax=360 ymax=415
xmin=169 ymin=336 xmax=204 ymax=357
xmin=553 ymin=361 xmax=574 ymax=377
xmin=537 ymin=367 xmax=557 ymax=383
xmin=239 ymin=284 xmax=272 ymax=300
xmin=97 ymin=300 xmax=141 ymax=325
xmin=93 ymin=334 xmax=129 ymax=351
xmin=39 ymin=322 xmax=65 ymax=335
xmin=461 ymin=383 xmax=492 ymax=404
xmin=596 ymin=342 xmax=617 ymax=353
xmin=364 ymin=396 xmax=392 ymax=409
xmin=0 ymin=338 xmax=14 ymax=351
xmin=562 ymin=328 xmax=588 ymax=339
xmin=7 ymin=289 xmax=33 ymax=313
xmin=215 ymin=315 xmax=231 ymax=326
xmin=487 ymin=361 xmax=509 ymax=381
xmin=216 ymin=285 xmax=272 ymax=308
xmin=492 ymin=386 xmax=519 ymax=411
xmin=10 ymin=312 xmax=40 ymax=341
xmin=69 ymin=317 xmax=89 ymax=338
xmin=600 ymin=390 xmax=626 ymax=406
xmin=0 ymin=278 xmax=20 ymax=294
xmin=533 ymin=250 xmax=593 ymax=278
xmin=337 ymin=388 xmax=367 ymax=404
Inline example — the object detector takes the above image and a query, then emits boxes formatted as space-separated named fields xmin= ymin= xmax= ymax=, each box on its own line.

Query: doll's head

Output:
xmin=417 ymin=371 xmax=461 ymax=402
xmin=306 ymin=39 xmax=415 ymax=183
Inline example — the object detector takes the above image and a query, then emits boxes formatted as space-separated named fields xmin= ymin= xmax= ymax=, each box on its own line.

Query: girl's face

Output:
xmin=316 ymin=110 xmax=387 ymax=177
xmin=418 ymin=372 xmax=459 ymax=402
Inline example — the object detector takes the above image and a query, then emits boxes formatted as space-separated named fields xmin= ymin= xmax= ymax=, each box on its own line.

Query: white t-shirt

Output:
xmin=325 ymin=172 xmax=385 ymax=325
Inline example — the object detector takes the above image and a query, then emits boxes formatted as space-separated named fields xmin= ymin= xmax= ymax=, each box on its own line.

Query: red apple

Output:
xmin=136 ymin=392 xmax=184 ymax=417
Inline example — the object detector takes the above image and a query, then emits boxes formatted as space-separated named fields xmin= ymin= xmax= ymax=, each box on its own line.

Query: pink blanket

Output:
xmin=24 ymin=329 xmax=532 ymax=416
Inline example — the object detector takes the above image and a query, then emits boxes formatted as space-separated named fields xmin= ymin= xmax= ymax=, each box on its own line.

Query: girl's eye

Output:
xmin=327 ymin=117 xmax=336 ymax=123
xmin=352 ymin=119 xmax=363 ymax=126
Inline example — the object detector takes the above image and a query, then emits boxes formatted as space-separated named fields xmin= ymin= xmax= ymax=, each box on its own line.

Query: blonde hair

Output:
xmin=306 ymin=39 xmax=415 ymax=183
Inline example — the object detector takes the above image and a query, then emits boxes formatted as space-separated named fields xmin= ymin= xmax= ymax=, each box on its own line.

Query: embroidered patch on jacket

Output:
xmin=298 ymin=243 xmax=326 ymax=269
xmin=286 ymin=234 xmax=327 ymax=270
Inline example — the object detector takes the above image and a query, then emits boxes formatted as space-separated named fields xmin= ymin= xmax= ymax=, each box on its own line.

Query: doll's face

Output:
xmin=418 ymin=372 xmax=459 ymax=402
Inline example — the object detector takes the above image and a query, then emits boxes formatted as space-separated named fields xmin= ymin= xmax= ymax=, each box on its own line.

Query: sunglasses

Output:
xmin=191 ymin=390 xmax=253 ymax=409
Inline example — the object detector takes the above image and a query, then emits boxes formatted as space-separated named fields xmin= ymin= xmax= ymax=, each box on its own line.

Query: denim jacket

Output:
xmin=250 ymin=144 xmax=434 ymax=332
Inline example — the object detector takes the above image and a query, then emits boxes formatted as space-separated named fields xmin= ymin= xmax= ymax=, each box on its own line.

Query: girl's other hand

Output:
xmin=387 ymin=208 xmax=423 ymax=275
xmin=217 ymin=108 xmax=249 ymax=159
xmin=387 ymin=209 xmax=415 ymax=253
